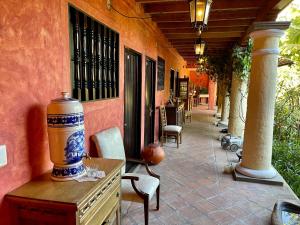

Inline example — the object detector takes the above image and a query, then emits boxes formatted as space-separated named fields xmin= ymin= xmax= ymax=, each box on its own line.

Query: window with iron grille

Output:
xmin=69 ymin=6 xmax=119 ymax=101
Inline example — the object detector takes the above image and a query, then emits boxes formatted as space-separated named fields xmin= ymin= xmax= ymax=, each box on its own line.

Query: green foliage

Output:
xmin=280 ymin=7 xmax=300 ymax=72
xmin=206 ymin=55 xmax=232 ymax=82
xmin=274 ymin=82 xmax=300 ymax=140
xmin=273 ymin=71 xmax=300 ymax=198
xmin=232 ymin=40 xmax=252 ymax=80
xmin=272 ymin=5 xmax=300 ymax=198
xmin=199 ymin=87 xmax=208 ymax=94
xmin=272 ymin=139 xmax=300 ymax=197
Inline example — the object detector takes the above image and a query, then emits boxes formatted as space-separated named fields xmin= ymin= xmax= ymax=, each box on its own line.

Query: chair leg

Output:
xmin=177 ymin=133 xmax=179 ymax=148
xmin=160 ymin=132 xmax=165 ymax=146
xmin=180 ymin=132 xmax=182 ymax=144
xmin=144 ymin=195 xmax=149 ymax=225
xmin=156 ymin=185 xmax=160 ymax=210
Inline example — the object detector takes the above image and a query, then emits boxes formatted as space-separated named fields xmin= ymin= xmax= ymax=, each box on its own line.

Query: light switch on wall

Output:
xmin=0 ymin=145 xmax=7 ymax=167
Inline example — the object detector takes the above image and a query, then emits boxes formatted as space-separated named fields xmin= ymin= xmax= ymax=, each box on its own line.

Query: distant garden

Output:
xmin=273 ymin=4 xmax=300 ymax=198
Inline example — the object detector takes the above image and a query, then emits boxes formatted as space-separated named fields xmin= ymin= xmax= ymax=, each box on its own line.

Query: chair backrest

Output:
xmin=92 ymin=127 xmax=126 ymax=174
xmin=160 ymin=105 xmax=167 ymax=128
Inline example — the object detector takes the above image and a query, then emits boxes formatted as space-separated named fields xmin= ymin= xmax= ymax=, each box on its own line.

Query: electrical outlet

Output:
xmin=0 ymin=145 xmax=7 ymax=167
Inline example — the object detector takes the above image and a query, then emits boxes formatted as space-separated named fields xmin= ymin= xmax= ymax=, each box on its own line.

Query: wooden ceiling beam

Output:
xmin=144 ymin=1 xmax=189 ymax=14
xmin=162 ymin=26 xmax=247 ymax=33
xmin=143 ymin=0 xmax=262 ymax=14
xmin=166 ymin=31 xmax=243 ymax=39
xmin=136 ymin=0 xmax=185 ymax=3
xmin=157 ymin=19 xmax=253 ymax=29
xmin=170 ymin=37 xmax=239 ymax=43
xmin=177 ymin=45 xmax=229 ymax=50
xmin=240 ymin=0 xmax=292 ymax=43
xmin=174 ymin=45 xmax=231 ymax=50
xmin=151 ymin=10 xmax=257 ymax=22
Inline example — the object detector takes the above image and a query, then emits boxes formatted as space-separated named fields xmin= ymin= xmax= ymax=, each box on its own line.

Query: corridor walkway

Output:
xmin=122 ymin=106 xmax=299 ymax=225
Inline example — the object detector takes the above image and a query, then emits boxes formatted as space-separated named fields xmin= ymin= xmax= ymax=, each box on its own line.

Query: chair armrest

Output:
xmin=126 ymin=158 xmax=160 ymax=179
xmin=126 ymin=157 xmax=146 ymax=165
xmin=122 ymin=175 xmax=147 ymax=199
xmin=122 ymin=175 xmax=139 ymax=181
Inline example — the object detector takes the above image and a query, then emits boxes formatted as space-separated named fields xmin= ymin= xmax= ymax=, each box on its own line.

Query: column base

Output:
xmin=235 ymin=163 xmax=277 ymax=178
xmin=233 ymin=167 xmax=284 ymax=186
xmin=218 ymin=121 xmax=228 ymax=127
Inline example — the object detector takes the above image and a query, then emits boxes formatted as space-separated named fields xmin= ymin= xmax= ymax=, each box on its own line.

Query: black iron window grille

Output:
xmin=69 ymin=6 xmax=119 ymax=101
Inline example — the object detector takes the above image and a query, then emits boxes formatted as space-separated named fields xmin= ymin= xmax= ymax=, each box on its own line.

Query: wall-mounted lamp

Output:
xmin=194 ymin=39 xmax=205 ymax=55
xmin=189 ymin=0 xmax=212 ymax=30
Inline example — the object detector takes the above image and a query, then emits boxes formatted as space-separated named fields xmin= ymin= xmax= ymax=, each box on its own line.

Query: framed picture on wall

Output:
xmin=157 ymin=57 xmax=165 ymax=90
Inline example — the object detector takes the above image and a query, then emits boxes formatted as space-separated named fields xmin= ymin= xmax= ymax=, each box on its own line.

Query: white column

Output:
xmin=236 ymin=29 xmax=285 ymax=179
xmin=228 ymin=73 xmax=248 ymax=137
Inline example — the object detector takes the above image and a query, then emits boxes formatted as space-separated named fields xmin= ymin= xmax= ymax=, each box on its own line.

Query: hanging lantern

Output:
xmin=189 ymin=0 xmax=212 ymax=30
xmin=194 ymin=39 xmax=205 ymax=55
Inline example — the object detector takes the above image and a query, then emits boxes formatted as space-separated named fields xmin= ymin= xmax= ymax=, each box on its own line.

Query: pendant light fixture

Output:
xmin=194 ymin=39 xmax=205 ymax=56
xmin=189 ymin=0 xmax=212 ymax=30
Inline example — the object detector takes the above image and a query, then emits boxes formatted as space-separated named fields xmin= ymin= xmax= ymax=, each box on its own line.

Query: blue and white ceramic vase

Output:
xmin=47 ymin=92 xmax=86 ymax=181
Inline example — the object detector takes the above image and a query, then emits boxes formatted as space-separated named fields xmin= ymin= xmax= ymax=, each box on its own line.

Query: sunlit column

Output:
xmin=228 ymin=73 xmax=248 ymax=137
xmin=220 ymin=81 xmax=230 ymax=124
xmin=236 ymin=28 xmax=286 ymax=178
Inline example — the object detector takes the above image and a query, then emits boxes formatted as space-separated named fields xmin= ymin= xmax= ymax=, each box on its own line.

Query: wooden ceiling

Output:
xmin=135 ymin=0 xmax=292 ymax=66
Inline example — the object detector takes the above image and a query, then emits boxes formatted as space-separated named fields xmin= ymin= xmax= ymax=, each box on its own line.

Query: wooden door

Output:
xmin=144 ymin=57 xmax=156 ymax=146
xmin=170 ymin=69 xmax=175 ymax=95
xmin=124 ymin=48 xmax=142 ymax=159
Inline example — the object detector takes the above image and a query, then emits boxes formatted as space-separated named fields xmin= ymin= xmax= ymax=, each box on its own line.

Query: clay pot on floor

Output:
xmin=142 ymin=143 xmax=165 ymax=165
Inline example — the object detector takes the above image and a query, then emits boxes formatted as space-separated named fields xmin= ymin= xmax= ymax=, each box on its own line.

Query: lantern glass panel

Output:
xmin=200 ymin=43 xmax=205 ymax=55
xmin=189 ymin=1 xmax=195 ymax=23
xmin=195 ymin=44 xmax=201 ymax=55
xmin=204 ymin=0 xmax=212 ymax=25
xmin=196 ymin=0 xmax=205 ymax=23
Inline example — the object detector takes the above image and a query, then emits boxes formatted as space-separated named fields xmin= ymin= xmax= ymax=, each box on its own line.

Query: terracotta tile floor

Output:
xmin=122 ymin=106 xmax=299 ymax=225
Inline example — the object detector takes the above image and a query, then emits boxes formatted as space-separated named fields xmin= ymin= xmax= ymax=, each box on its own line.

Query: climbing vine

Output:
xmin=232 ymin=40 xmax=253 ymax=81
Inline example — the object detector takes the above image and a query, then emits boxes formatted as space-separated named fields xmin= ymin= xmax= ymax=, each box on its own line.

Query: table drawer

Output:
xmin=82 ymin=184 xmax=120 ymax=225
xmin=79 ymin=173 xmax=121 ymax=225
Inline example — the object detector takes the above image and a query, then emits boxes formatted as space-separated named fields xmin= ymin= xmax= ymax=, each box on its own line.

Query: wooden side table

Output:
xmin=6 ymin=158 xmax=124 ymax=225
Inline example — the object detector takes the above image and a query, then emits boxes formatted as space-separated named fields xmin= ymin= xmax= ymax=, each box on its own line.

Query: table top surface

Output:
xmin=6 ymin=158 xmax=124 ymax=204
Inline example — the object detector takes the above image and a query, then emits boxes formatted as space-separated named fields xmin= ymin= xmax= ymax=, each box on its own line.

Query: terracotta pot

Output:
xmin=142 ymin=143 xmax=165 ymax=165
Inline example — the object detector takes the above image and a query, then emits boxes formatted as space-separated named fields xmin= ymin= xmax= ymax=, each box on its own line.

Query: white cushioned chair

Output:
xmin=160 ymin=105 xmax=182 ymax=148
xmin=92 ymin=127 xmax=160 ymax=225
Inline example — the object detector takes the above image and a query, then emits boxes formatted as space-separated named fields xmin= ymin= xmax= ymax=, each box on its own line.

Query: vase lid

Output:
xmin=51 ymin=92 xmax=79 ymax=103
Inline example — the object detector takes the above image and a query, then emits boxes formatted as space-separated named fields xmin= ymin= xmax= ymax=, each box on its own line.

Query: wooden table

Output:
xmin=199 ymin=94 xmax=209 ymax=104
xmin=6 ymin=158 xmax=124 ymax=225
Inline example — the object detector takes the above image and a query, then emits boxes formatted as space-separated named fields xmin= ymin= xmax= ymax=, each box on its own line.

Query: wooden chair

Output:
xmin=185 ymin=110 xmax=192 ymax=123
xmin=92 ymin=127 xmax=160 ymax=225
xmin=160 ymin=105 xmax=183 ymax=148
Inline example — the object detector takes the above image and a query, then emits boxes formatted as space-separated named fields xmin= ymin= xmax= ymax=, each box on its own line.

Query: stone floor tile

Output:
xmin=207 ymin=210 xmax=236 ymax=225
xmin=188 ymin=215 xmax=216 ymax=225
xmin=177 ymin=206 xmax=203 ymax=220
xmin=191 ymin=199 xmax=219 ymax=214
xmin=157 ymin=212 xmax=191 ymax=225
xmin=166 ymin=195 xmax=190 ymax=210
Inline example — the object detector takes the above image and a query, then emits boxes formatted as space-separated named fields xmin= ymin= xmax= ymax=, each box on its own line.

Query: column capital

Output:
xmin=250 ymin=29 xmax=285 ymax=39
xmin=249 ymin=21 xmax=290 ymax=33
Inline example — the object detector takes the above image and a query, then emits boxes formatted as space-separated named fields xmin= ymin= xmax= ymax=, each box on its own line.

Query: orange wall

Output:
xmin=187 ymin=69 xmax=217 ymax=109
xmin=189 ymin=71 xmax=209 ymax=89
xmin=0 ymin=0 xmax=186 ymax=223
